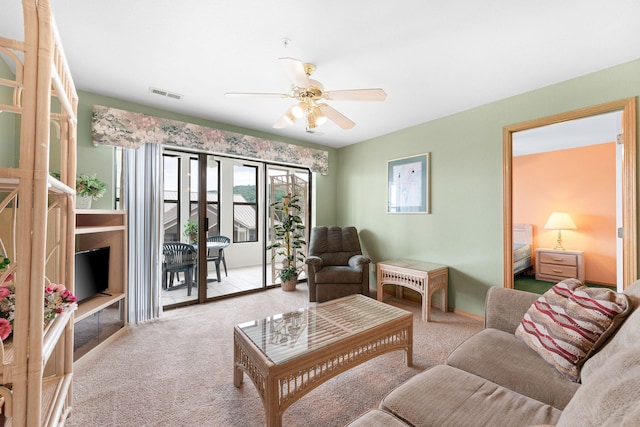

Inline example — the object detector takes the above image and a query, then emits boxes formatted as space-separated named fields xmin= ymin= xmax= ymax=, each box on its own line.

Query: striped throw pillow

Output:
xmin=515 ymin=279 xmax=630 ymax=382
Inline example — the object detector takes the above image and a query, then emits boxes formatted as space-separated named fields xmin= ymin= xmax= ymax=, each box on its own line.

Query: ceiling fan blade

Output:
xmin=225 ymin=92 xmax=290 ymax=99
xmin=318 ymin=104 xmax=355 ymax=130
xmin=278 ymin=57 xmax=311 ymax=88
xmin=324 ymin=88 xmax=387 ymax=101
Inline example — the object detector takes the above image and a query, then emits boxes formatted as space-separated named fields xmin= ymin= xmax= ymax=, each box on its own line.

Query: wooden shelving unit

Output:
xmin=74 ymin=210 xmax=127 ymax=358
xmin=0 ymin=1 xmax=79 ymax=425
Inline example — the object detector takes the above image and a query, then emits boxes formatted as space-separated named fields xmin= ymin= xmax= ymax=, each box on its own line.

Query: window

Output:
xmin=163 ymin=154 xmax=180 ymax=242
xmin=233 ymin=164 xmax=258 ymax=242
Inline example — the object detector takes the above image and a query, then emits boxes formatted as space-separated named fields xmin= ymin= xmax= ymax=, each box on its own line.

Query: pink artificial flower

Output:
xmin=0 ymin=287 xmax=9 ymax=299
xmin=63 ymin=290 xmax=77 ymax=303
xmin=45 ymin=283 xmax=66 ymax=294
xmin=0 ymin=318 xmax=11 ymax=341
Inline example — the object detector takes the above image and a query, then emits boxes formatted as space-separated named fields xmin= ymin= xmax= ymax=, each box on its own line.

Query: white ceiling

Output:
xmin=2 ymin=0 xmax=640 ymax=148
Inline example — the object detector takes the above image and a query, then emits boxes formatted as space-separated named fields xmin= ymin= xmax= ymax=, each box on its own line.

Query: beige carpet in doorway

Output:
xmin=66 ymin=285 xmax=482 ymax=427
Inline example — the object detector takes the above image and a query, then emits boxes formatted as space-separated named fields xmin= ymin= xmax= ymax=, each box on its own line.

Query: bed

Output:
xmin=513 ymin=223 xmax=533 ymax=275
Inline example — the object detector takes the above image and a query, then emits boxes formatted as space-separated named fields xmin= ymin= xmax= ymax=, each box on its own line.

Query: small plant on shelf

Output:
xmin=50 ymin=171 xmax=107 ymax=200
xmin=75 ymin=173 xmax=107 ymax=200
xmin=267 ymin=193 xmax=306 ymax=290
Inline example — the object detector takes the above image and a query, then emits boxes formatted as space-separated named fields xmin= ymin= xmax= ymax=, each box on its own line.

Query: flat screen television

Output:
xmin=74 ymin=246 xmax=110 ymax=303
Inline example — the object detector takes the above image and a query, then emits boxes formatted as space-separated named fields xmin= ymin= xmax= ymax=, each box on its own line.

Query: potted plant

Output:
xmin=183 ymin=220 xmax=198 ymax=244
xmin=267 ymin=193 xmax=306 ymax=291
xmin=52 ymin=172 xmax=107 ymax=209
xmin=76 ymin=173 xmax=107 ymax=200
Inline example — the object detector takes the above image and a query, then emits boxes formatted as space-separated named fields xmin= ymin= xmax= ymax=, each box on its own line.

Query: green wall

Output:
xmin=336 ymin=59 xmax=640 ymax=317
xmin=75 ymin=91 xmax=338 ymax=224
xmin=0 ymin=57 xmax=18 ymax=168
xmin=5 ymin=55 xmax=639 ymax=317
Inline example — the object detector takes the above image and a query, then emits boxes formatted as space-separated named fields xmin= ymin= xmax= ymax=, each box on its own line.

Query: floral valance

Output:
xmin=91 ymin=105 xmax=329 ymax=174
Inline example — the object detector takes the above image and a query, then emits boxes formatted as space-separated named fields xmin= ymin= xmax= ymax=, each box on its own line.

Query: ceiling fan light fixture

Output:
xmin=291 ymin=103 xmax=305 ymax=118
xmin=306 ymin=105 xmax=327 ymax=129
xmin=313 ymin=106 xmax=328 ymax=126
xmin=273 ymin=111 xmax=296 ymax=129
xmin=306 ymin=110 xmax=317 ymax=129
xmin=283 ymin=110 xmax=296 ymax=125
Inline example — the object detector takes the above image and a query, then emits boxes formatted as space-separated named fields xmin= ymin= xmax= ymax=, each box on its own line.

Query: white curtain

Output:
xmin=123 ymin=144 xmax=162 ymax=323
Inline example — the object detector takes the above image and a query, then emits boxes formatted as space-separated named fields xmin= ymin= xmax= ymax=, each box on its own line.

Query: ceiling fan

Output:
xmin=225 ymin=57 xmax=386 ymax=132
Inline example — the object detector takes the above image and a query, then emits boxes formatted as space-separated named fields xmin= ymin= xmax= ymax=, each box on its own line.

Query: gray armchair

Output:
xmin=305 ymin=226 xmax=371 ymax=303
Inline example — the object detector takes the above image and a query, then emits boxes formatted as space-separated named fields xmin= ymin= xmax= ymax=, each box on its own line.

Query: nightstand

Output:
xmin=535 ymin=248 xmax=585 ymax=283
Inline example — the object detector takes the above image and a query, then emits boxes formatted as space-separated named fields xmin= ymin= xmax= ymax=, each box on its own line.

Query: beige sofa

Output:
xmin=348 ymin=281 xmax=640 ymax=427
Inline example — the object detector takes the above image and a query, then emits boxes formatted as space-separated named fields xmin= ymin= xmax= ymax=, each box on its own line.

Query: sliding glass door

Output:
xmin=161 ymin=150 xmax=311 ymax=309
xmin=267 ymin=166 xmax=310 ymax=286
xmin=161 ymin=151 xmax=206 ymax=306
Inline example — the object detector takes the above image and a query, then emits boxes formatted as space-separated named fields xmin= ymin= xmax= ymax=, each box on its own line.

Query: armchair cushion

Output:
xmin=314 ymin=266 xmax=363 ymax=284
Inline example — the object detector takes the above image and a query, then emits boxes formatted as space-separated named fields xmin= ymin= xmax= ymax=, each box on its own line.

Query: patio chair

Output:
xmin=206 ymin=235 xmax=230 ymax=281
xmin=162 ymin=242 xmax=197 ymax=296
xmin=305 ymin=226 xmax=371 ymax=303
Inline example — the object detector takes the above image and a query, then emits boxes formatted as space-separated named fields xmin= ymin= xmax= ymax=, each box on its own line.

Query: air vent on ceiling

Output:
xmin=149 ymin=87 xmax=183 ymax=101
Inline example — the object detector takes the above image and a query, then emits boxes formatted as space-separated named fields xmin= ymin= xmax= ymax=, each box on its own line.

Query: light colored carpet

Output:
xmin=66 ymin=285 xmax=482 ymax=427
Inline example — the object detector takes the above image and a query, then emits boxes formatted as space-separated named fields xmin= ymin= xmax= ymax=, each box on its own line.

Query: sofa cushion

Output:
xmin=556 ymin=344 xmax=640 ymax=427
xmin=346 ymin=409 xmax=409 ymax=427
xmin=515 ymin=279 xmax=630 ymax=381
xmin=380 ymin=365 xmax=561 ymax=427
xmin=446 ymin=328 xmax=579 ymax=409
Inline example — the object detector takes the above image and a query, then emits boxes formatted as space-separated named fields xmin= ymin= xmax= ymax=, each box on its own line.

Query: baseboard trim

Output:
xmin=451 ymin=308 xmax=483 ymax=322
xmin=380 ymin=287 xmax=483 ymax=322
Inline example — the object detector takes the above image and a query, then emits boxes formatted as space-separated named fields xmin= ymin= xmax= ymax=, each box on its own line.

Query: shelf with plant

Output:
xmin=75 ymin=173 xmax=107 ymax=200
xmin=50 ymin=172 xmax=107 ymax=207
xmin=268 ymin=193 xmax=306 ymax=291
xmin=0 ymin=255 xmax=77 ymax=369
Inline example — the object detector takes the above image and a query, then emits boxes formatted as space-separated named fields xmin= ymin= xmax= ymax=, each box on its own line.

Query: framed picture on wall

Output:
xmin=387 ymin=153 xmax=430 ymax=214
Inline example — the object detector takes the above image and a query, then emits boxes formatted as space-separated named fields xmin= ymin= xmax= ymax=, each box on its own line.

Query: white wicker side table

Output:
xmin=377 ymin=259 xmax=448 ymax=322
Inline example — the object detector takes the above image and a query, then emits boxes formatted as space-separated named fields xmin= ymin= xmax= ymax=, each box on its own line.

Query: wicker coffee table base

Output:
xmin=233 ymin=300 xmax=413 ymax=427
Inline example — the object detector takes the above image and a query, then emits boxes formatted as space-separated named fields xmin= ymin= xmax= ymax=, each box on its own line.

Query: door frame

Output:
xmin=503 ymin=97 xmax=637 ymax=290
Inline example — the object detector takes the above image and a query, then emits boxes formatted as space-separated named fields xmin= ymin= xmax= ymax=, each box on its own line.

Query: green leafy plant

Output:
xmin=183 ymin=220 xmax=198 ymax=243
xmin=76 ymin=174 xmax=107 ymax=200
xmin=50 ymin=172 xmax=107 ymax=200
xmin=267 ymin=193 xmax=306 ymax=284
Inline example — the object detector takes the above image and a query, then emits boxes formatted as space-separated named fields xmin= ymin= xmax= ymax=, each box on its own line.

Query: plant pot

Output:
xmin=281 ymin=278 xmax=297 ymax=292
xmin=76 ymin=196 xmax=92 ymax=209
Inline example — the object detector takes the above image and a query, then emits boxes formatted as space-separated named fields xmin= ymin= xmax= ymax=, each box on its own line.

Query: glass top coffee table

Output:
xmin=233 ymin=294 xmax=413 ymax=427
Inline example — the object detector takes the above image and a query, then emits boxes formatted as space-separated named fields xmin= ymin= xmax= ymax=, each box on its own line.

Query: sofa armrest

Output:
xmin=349 ymin=254 xmax=371 ymax=269
xmin=484 ymin=287 xmax=540 ymax=334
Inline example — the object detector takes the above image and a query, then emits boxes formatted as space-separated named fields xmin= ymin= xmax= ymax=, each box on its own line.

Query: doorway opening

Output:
xmin=503 ymin=98 xmax=637 ymax=292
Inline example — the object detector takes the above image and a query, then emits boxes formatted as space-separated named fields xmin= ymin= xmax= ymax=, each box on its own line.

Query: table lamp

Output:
xmin=544 ymin=212 xmax=577 ymax=251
